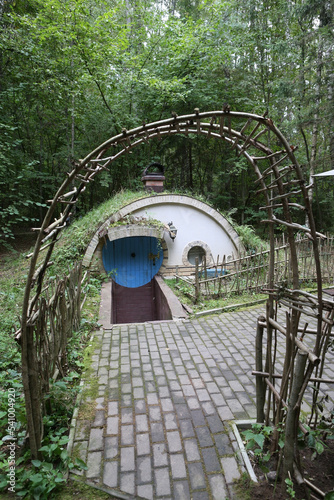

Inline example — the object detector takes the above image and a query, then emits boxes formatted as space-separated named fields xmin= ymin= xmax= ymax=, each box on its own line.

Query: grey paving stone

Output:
xmin=187 ymin=397 xmax=201 ymax=410
xmin=137 ymin=455 xmax=152 ymax=484
xmin=121 ymin=425 xmax=134 ymax=446
xmin=147 ymin=393 xmax=159 ymax=405
xmin=136 ymin=433 xmax=150 ymax=456
xmin=166 ymin=370 xmax=178 ymax=381
xmin=230 ymin=380 xmax=244 ymax=392
xmin=214 ymin=433 xmax=234 ymax=456
xmin=104 ymin=436 xmax=118 ymax=459
xmin=106 ymin=416 xmax=118 ymax=435
xmin=121 ymin=383 xmax=132 ymax=394
xmin=121 ymin=472 xmax=135 ymax=495
xmin=121 ymin=407 xmax=133 ymax=424
xmin=120 ymin=446 xmax=135 ymax=472
xmin=206 ymin=382 xmax=220 ymax=393
xmin=145 ymin=381 xmax=156 ymax=392
xmin=92 ymin=410 xmax=105 ymax=427
xmin=202 ymin=447 xmax=221 ymax=472
xmin=201 ymin=401 xmax=216 ymax=415
xmin=170 ymin=454 xmax=187 ymax=479
xmin=226 ymin=398 xmax=244 ymax=413
xmin=171 ymin=391 xmax=185 ymax=404
xmin=86 ymin=451 xmax=102 ymax=478
xmin=138 ymin=484 xmax=154 ymax=500
xmin=158 ymin=386 xmax=170 ymax=398
xmin=179 ymin=419 xmax=195 ymax=438
xmin=135 ymin=399 xmax=147 ymax=414
xmin=151 ymin=422 xmax=165 ymax=442
xmin=154 ymin=468 xmax=171 ymax=497
xmin=175 ymin=403 xmax=191 ymax=420
xmin=190 ymin=409 xmax=206 ymax=426
xmin=221 ymin=456 xmax=241 ymax=483
xmin=182 ymin=385 xmax=196 ymax=397
xmin=75 ymin=420 xmax=90 ymax=441
xmin=121 ymin=394 xmax=132 ymax=406
xmin=167 ymin=430 xmax=182 ymax=453
xmin=184 ymin=438 xmax=201 ymax=461
xmin=95 ymin=397 xmax=105 ymax=410
xmin=164 ymin=412 xmax=178 ymax=430
xmin=196 ymin=388 xmax=211 ymax=401
xmin=149 ymin=405 xmax=162 ymax=422
xmin=103 ymin=460 xmax=118 ymax=488
xmin=136 ymin=414 xmax=149 ymax=433
xmin=209 ymin=474 xmax=228 ymax=499
xmin=161 ymin=398 xmax=174 ymax=412
xmin=195 ymin=426 xmax=214 ymax=447
xmin=216 ymin=405 xmax=234 ymax=421
xmin=188 ymin=462 xmax=206 ymax=490
xmin=133 ymin=387 xmax=145 ymax=399
xmin=88 ymin=427 xmax=103 ymax=451
xmin=153 ymin=442 xmax=168 ymax=467
xmin=173 ymin=480 xmax=191 ymax=500
xmin=209 ymin=392 xmax=227 ymax=409
xmin=206 ymin=414 xmax=225 ymax=433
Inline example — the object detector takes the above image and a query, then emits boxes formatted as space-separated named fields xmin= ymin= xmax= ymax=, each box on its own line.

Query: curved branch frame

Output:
xmin=20 ymin=108 xmax=324 ymax=459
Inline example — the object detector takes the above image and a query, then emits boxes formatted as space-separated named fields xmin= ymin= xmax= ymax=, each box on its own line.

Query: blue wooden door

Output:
xmin=102 ymin=236 xmax=163 ymax=288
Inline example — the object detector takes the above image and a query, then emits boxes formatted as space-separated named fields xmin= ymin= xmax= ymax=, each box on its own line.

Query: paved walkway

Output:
xmin=68 ymin=294 xmax=334 ymax=499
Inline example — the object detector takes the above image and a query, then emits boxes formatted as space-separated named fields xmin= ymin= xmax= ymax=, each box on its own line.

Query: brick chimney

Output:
xmin=141 ymin=163 xmax=165 ymax=193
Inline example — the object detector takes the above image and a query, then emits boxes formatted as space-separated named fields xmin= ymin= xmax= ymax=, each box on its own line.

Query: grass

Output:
xmin=165 ymin=277 xmax=268 ymax=314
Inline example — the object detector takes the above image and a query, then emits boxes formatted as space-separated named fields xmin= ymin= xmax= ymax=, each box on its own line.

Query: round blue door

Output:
xmin=102 ymin=236 xmax=163 ymax=288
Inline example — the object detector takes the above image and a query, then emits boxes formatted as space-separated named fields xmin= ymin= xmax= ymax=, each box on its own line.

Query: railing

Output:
xmin=175 ymin=236 xmax=334 ymax=302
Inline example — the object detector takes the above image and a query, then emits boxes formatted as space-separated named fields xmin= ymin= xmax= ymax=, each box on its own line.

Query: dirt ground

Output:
xmin=247 ymin=440 xmax=334 ymax=499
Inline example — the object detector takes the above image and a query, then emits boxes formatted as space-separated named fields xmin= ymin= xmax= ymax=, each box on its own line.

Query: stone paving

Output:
xmin=68 ymin=304 xmax=334 ymax=499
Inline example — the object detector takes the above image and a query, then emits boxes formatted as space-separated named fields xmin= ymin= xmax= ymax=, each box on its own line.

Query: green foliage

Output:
xmin=0 ymin=0 xmax=333 ymax=237
xmin=234 ymin=224 xmax=268 ymax=253
xmin=285 ymin=474 xmax=296 ymax=499
xmin=0 ymin=427 xmax=87 ymax=499
xmin=0 ymin=245 xmax=101 ymax=498
xmin=241 ymin=423 xmax=273 ymax=472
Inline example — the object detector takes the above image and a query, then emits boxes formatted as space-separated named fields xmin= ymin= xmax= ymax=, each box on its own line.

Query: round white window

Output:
xmin=187 ymin=246 xmax=206 ymax=265
xmin=182 ymin=241 xmax=213 ymax=266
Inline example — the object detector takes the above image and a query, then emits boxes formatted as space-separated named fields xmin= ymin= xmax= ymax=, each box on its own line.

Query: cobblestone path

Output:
xmin=68 ymin=305 xmax=334 ymax=499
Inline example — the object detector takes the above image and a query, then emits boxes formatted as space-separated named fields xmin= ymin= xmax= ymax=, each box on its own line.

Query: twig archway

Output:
xmin=21 ymin=108 xmax=326 ymax=472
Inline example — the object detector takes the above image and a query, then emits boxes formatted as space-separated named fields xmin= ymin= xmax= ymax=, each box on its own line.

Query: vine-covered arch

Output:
xmin=21 ymin=108 xmax=327 ymax=465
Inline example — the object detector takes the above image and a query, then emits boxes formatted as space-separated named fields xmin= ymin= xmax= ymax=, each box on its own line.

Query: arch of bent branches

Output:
xmin=21 ymin=108 xmax=326 ymax=463
xmin=22 ymin=109 xmax=324 ymax=320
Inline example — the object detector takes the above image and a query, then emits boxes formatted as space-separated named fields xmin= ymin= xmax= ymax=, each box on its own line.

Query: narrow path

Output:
xmin=68 ymin=291 xmax=334 ymax=499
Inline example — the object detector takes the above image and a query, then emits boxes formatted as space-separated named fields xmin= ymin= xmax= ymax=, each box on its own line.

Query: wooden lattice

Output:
xmin=20 ymin=108 xmax=332 ymax=488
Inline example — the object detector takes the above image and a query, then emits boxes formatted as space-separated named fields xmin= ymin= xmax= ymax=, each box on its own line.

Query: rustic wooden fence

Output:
xmin=176 ymin=236 xmax=334 ymax=302
xmin=254 ymin=289 xmax=334 ymax=496
xmin=17 ymin=263 xmax=86 ymax=449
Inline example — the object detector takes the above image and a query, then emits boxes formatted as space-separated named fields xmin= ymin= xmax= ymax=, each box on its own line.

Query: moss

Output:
xmin=76 ymin=335 xmax=102 ymax=421
xmin=55 ymin=477 xmax=113 ymax=499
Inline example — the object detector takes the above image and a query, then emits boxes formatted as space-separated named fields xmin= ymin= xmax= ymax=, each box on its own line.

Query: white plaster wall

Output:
xmin=132 ymin=204 xmax=237 ymax=266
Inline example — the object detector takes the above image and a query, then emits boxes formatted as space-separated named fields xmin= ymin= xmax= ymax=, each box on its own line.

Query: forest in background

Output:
xmin=0 ymin=0 xmax=333 ymax=245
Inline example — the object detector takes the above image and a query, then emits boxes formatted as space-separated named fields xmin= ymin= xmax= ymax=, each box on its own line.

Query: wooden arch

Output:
xmin=23 ymin=108 xmax=324 ymax=321
xmin=21 ymin=108 xmax=326 ymax=461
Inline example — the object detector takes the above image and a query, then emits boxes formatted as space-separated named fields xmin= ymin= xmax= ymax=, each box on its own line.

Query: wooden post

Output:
xmin=282 ymin=350 xmax=308 ymax=484
xmin=256 ymin=315 xmax=266 ymax=423
xmin=21 ymin=325 xmax=42 ymax=460
xmin=195 ymin=257 xmax=200 ymax=304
